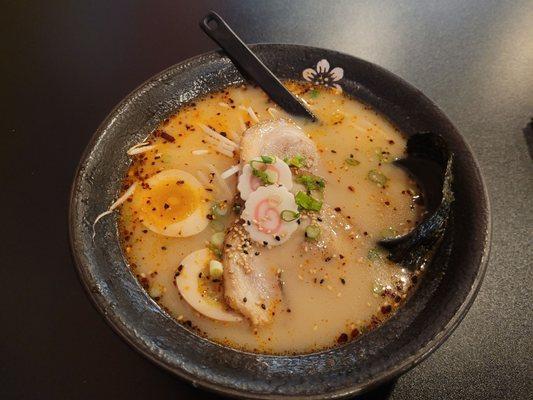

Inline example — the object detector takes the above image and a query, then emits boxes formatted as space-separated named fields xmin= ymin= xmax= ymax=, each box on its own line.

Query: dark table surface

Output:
xmin=1 ymin=1 xmax=532 ymax=399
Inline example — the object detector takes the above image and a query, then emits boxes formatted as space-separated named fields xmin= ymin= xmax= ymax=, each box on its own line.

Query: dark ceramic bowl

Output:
xmin=69 ymin=44 xmax=490 ymax=399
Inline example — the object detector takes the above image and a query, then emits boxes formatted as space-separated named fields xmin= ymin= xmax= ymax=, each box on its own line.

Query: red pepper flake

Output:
xmin=351 ymin=328 xmax=360 ymax=338
xmin=158 ymin=131 xmax=175 ymax=142
xmin=388 ymin=140 xmax=395 ymax=145
xmin=337 ymin=333 xmax=348 ymax=344
xmin=137 ymin=275 xmax=149 ymax=289
xmin=348 ymin=186 xmax=355 ymax=192
xmin=370 ymin=315 xmax=382 ymax=327
xmin=384 ymin=201 xmax=390 ymax=206
xmin=381 ymin=304 xmax=392 ymax=314
xmin=334 ymin=207 xmax=341 ymax=212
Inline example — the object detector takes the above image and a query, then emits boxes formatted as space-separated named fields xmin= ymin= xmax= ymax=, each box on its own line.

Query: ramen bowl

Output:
xmin=69 ymin=44 xmax=490 ymax=399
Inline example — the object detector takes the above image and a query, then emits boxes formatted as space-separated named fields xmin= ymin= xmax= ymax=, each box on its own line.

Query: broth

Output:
xmin=118 ymin=82 xmax=423 ymax=354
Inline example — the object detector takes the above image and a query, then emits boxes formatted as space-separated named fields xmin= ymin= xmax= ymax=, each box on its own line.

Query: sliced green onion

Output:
xmin=345 ymin=157 xmax=360 ymax=166
xmin=372 ymin=282 xmax=385 ymax=295
xmin=305 ymin=224 xmax=321 ymax=240
xmin=264 ymin=169 xmax=278 ymax=183
xmin=296 ymin=174 xmax=325 ymax=192
xmin=375 ymin=147 xmax=391 ymax=163
xmin=367 ymin=248 xmax=385 ymax=262
xmin=252 ymin=168 xmax=275 ymax=185
xmin=208 ymin=244 xmax=223 ymax=260
xmin=260 ymin=155 xmax=275 ymax=164
xmin=250 ymin=159 xmax=276 ymax=185
xmin=280 ymin=210 xmax=300 ymax=222
xmin=309 ymin=88 xmax=320 ymax=98
xmin=210 ymin=232 xmax=225 ymax=247
xmin=211 ymin=202 xmax=228 ymax=217
xmin=209 ymin=260 xmax=224 ymax=279
xmin=295 ymin=191 xmax=323 ymax=212
xmin=209 ymin=220 xmax=225 ymax=232
xmin=367 ymin=169 xmax=389 ymax=188
xmin=284 ymin=154 xmax=306 ymax=168
xmin=232 ymin=203 xmax=242 ymax=214
xmin=379 ymin=227 xmax=398 ymax=239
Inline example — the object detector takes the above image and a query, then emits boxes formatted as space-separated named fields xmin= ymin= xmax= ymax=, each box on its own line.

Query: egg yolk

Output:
xmin=138 ymin=180 xmax=200 ymax=230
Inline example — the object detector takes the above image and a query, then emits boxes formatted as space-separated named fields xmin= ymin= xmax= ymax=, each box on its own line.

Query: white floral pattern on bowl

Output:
xmin=302 ymin=59 xmax=344 ymax=90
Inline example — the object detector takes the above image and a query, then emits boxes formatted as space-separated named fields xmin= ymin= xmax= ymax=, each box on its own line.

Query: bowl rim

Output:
xmin=69 ymin=43 xmax=491 ymax=399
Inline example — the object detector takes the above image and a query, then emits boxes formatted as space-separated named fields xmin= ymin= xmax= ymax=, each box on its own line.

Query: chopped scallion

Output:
xmin=367 ymin=169 xmax=389 ymax=187
xmin=208 ymin=244 xmax=223 ymax=259
xmin=367 ymin=248 xmax=386 ymax=262
xmin=260 ymin=155 xmax=275 ymax=164
xmin=209 ymin=220 xmax=225 ymax=232
xmin=210 ymin=232 xmax=225 ymax=247
xmin=209 ymin=260 xmax=224 ymax=279
xmin=211 ymin=202 xmax=228 ymax=217
xmin=345 ymin=157 xmax=360 ymax=166
xmin=264 ymin=169 xmax=278 ymax=183
xmin=375 ymin=147 xmax=391 ymax=163
xmin=379 ymin=227 xmax=398 ymax=239
xmin=284 ymin=154 xmax=306 ymax=168
xmin=295 ymin=191 xmax=323 ymax=211
xmin=250 ymin=158 xmax=276 ymax=185
xmin=280 ymin=210 xmax=300 ymax=222
xmin=305 ymin=224 xmax=321 ymax=240
xmin=296 ymin=174 xmax=325 ymax=192
xmin=252 ymin=169 xmax=275 ymax=185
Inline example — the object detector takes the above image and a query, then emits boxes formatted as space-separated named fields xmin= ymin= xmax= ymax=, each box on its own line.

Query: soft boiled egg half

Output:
xmin=131 ymin=169 xmax=211 ymax=237
xmin=175 ymin=248 xmax=242 ymax=322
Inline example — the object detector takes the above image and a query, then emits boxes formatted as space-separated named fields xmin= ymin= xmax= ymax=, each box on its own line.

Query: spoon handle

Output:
xmin=200 ymin=11 xmax=317 ymax=121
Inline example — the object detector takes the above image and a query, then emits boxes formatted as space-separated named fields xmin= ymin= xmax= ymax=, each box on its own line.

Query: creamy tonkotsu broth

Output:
xmin=117 ymin=82 xmax=424 ymax=354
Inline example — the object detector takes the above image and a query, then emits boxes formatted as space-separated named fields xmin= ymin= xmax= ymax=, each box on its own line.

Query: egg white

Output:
xmin=175 ymin=248 xmax=242 ymax=322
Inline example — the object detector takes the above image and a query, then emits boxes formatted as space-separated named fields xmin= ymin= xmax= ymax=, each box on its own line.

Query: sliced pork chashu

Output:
xmin=222 ymin=222 xmax=282 ymax=325
xmin=240 ymin=119 xmax=319 ymax=170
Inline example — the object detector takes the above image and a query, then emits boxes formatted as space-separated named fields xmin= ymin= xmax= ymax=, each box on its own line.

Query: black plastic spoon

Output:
xmin=200 ymin=11 xmax=317 ymax=121
xmin=379 ymin=132 xmax=454 ymax=268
